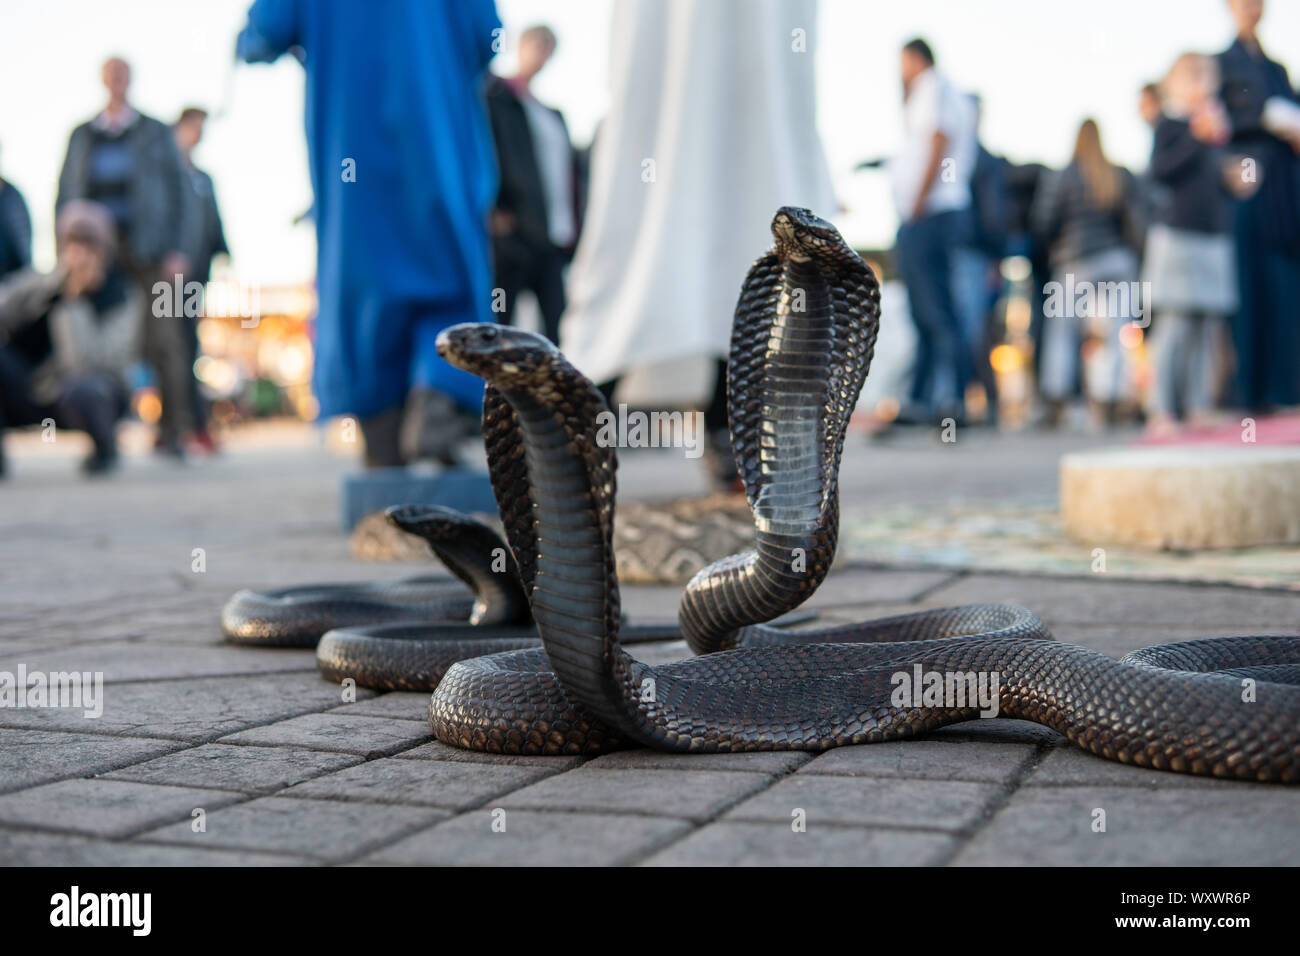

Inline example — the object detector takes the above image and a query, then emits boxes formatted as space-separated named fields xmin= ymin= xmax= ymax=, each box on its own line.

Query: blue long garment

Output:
xmin=238 ymin=0 xmax=500 ymax=416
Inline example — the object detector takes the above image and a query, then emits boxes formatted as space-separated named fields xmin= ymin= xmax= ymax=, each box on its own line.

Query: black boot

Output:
xmin=399 ymin=388 xmax=465 ymax=467
xmin=360 ymin=406 xmax=406 ymax=468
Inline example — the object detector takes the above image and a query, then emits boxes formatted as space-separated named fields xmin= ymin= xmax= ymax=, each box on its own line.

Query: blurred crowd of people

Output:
xmin=0 ymin=57 xmax=226 ymax=475
xmin=2 ymin=0 xmax=1298 ymax=481
xmin=883 ymin=0 xmax=1300 ymax=437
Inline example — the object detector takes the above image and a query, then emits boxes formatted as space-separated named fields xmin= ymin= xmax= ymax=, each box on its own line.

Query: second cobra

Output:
xmin=427 ymin=207 xmax=1300 ymax=783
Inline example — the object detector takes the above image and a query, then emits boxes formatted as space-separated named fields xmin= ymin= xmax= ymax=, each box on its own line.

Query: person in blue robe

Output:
xmin=238 ymin=0 xmax=501 ymax=465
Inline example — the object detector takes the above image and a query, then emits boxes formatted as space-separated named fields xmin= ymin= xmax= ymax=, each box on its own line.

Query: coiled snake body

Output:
xmin=223 ymin=505 xmax=678 ymax=690
xmin=427 ymin=208 xmax=1300 ymax=782
xmin=226 ymin=207 xmax=1300 ymax=782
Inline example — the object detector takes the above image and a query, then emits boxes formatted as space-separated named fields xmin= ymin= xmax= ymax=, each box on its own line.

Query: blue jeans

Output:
xmin=896 ymin=209 xmax=966 ymax=415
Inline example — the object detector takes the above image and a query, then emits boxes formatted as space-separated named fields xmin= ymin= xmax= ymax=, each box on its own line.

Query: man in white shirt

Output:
xmin=889 ymin=38 xmax=976 ymax=423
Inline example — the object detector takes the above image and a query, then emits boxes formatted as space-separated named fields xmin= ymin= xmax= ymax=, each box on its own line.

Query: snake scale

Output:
xmin=229 ymin=207 xmax=1300 ymax=782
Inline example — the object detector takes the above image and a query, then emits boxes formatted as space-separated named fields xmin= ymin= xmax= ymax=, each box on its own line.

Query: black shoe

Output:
xmin=81 ymin=451 xmax=119 ymax=476
xmin=399 ymin=388 xmax=465 ymax=467
xmin=153 ymin=435 xmax=186 ymax=461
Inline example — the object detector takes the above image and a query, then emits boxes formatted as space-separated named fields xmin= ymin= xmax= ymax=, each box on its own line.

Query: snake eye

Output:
xmin=481 ymin=325 xmax=499 ymax=341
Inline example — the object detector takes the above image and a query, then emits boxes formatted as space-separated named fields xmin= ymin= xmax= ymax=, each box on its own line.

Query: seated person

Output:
xmin=0 ymin=200 xmax=142 ymax=475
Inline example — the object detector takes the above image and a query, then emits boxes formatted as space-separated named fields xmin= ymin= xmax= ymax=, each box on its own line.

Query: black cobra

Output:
xmin=223 ymin=503 xmax=678 ymax=690
xmin=429 ymin=207 xmax=1300 ymax=783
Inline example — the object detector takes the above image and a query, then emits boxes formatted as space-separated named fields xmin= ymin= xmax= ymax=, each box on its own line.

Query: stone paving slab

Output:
xmin=0 ymin=828 xmax=316 ymax=866
xmin=1023 ymin=746 xmax=1268 ymax=790
xmin=0 ymin=671 xmax=375 ymax=741
xmin=0 ymin=779 xmax=242 ymax=839
xmin=329 ymin=691 xmax=433 ymax=719
xmin=0 ymin=642 xmax=316 ymax=682
xmin=495 ymin=767 xmax=773 ymax=823
xmin=642 ymin=820 xmax=958 ymax=866
xmin=218 ymin=713 xmax=432 ymax=758
xmin=722 ymin=774 xmax=1001 ymax=833
xmin=100 ymin=743 xmax=364 ymax=795
xmin=283 ymin=756 xmax=563 ymax=810
xmin=797 ymin=739 xmax=1037 ymax=784
xmin=137 ymin=795 xmax=445 ymax=864
xmin=358 ymin=810 xmax=691 ymax=866
xmin=953 ymin=785 xmax=1300 ymax=866
xmin=0 ymin=729 xmax=186 ymax=795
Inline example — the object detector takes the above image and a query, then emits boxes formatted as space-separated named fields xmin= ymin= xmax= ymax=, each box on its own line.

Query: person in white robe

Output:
xmin=559 ymin=0 xmax=837 ymax=479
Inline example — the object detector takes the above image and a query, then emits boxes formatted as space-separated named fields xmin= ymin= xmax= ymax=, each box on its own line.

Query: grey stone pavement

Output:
xmin=0 ymin=422 xmax=1297 ymax=866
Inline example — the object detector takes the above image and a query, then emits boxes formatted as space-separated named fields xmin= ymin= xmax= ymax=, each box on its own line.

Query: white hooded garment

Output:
xmin=558 ymin=0 xmax=837 ymax=406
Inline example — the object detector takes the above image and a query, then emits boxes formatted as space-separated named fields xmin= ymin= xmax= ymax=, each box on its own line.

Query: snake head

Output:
xmin=771 ymin=206 xmax=842 ymax=262
xmin=436 ymin=323 xmax=560 ymax=388
xmin=384 ymin=504 xmax=478 ymax=542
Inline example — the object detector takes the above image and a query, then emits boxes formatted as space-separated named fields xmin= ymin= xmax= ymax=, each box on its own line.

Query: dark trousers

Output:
xmin=896 ymin=209 xmax=966 ymax=415
xmin=183 ymin=313 xmax=208 ymax=433
xmin=1230 ymin=196 xmax=1300 ymax=410
xmin=128 ymin=260 xmax=190 ymax=442
xmin=493 ymin=237 xmax=566 ymax=344
xmin=0 ymin=346 xmax=125 ymax=461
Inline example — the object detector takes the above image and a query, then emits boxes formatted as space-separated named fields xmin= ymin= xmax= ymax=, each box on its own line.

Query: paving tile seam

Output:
xmin=0 ymin=707 xmax=426 ymax=794
xmin=211 ymin=737 xmax=431 ymax=759
xmin=128 ymin=826 xmax=381 ymax=865
xmin=323 ymin=768 xmax=701 ymax=863
xmin=325 ymin=812 xmax=455 ymax=866
xmin=619 ymin=754 xmax=810 ymax=864
xmin=0 ymin=794 xmax=259 ymax=842
xmin=273 ymin=761 xmax=569 ymax=812
xmin=0 ymin=727 xmax=182 ymax=743
xmin=0 ymin=748 xmax=195 ymax=797
xmin=933 ymin=742 xmax=1054 ymax=866
xmin=122 ymin=840 xmax=320 ymax=864
xmin=895 ymin=570 xmax=967 ymax=603
xmin=798 ymin=769 xmax=1033 ymax=785
xmin=339 ymin=768 xmax=781 ymax=865
xmin=32 ymin=667 xmax=324 ymax=686
xmin=0 ymin=825 xmax=319 ymax=863
xmin=576 ymin=760 xmax=813 ymax=774
xmin=94 ymin=773 xmax=289 ymax=798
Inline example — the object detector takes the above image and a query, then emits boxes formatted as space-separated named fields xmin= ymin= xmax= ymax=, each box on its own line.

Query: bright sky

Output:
xmin=2 ymin=0 xmax=1297 ymax=282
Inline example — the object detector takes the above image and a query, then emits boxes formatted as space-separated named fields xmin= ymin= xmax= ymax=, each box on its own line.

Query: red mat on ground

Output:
xmin=1133 ymin=412 xmax=1300 ymax=446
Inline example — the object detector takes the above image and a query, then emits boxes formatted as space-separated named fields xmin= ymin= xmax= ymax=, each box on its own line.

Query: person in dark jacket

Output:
xmin=1217 ymin=0 xmax=1300 ymax=411
xmin=56 ymin=57 xmax=193 ymax=457
xmin=173 ymin=107 xmax=229 ymax=453
xmin=1143 ymin=53 xmax=1238 ymax=435
xmin=0 ymin=157 xmax=32 ymax=281
xmin=0 ymin=201 xmax=141 ymax=476
xmin=486 ymin=24 xmax=579 ymax=344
